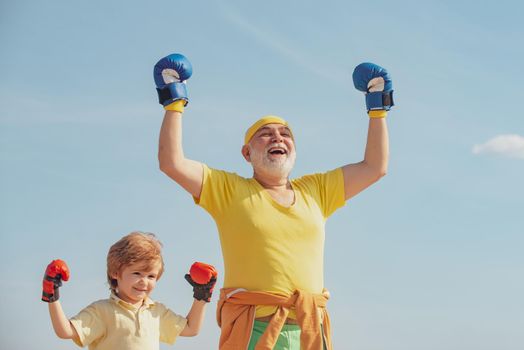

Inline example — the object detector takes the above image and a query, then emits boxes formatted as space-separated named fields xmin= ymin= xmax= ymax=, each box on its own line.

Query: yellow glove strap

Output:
xmin=368 ymin=110 xmax=387 ymax=118
xmin=164 ymin=100 xmax=185 ymax=113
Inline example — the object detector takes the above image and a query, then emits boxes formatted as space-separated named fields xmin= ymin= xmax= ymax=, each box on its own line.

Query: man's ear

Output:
xmin=241 ymin=145 xmax=251 ymax=162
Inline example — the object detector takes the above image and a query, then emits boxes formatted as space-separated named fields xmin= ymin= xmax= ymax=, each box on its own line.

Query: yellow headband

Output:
xmin=244 ymin=115 xmax=293 ymax=145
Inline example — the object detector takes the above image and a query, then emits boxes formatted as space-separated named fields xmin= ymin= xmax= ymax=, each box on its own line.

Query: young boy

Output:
xmin=41 ymin=231 xmax=217 ymax=349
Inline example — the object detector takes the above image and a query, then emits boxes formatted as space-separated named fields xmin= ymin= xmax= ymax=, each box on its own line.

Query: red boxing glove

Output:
xmin=185 ymin=262 xmax=217 ymax=302
xmin=42 ymin=259 xmax=70 ymax=303
xmin=190 ymin=262 xmax=217 ymax=284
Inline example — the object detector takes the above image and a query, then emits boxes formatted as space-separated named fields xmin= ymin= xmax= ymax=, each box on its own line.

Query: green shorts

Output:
xmin=248 ymin=320 xmax=327 ymax=350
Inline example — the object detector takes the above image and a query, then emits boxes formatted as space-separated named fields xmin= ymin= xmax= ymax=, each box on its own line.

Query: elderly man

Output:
xmin=154 ymin=54 xmax=393 ymax=350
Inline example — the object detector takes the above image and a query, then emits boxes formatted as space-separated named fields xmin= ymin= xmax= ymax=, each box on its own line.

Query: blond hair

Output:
xmin=107 ymin=231 xmax=164 ymax=292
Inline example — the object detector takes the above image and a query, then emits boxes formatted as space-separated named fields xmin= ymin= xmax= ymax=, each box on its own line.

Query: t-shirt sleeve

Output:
xmin=328 ymin=168 xmax=346 ymax=216
xmin=300 ymin=168 xmax=346 ymax=218
xmin=70 ymin=303 xmax=105 ymax=347
xmin=193 ymin=164 xmax=237 ymax=217
xmin=158 ymin=304 xmax=188 ymax=345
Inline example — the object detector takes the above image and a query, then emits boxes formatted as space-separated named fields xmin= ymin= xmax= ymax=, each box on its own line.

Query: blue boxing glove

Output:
xmin=352 ymin=62 xmax=394 ymax=114
xmin=153 ymin=53 xmax=193 ymax=112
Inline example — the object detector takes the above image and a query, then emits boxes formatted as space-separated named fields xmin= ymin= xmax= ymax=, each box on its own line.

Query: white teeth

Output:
xmin=267 ymin=143 xmax=288 ymax=155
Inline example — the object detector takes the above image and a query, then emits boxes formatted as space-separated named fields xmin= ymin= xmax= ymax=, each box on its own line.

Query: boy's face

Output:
xmin=112 ymin=260 xmax=162 ymax=306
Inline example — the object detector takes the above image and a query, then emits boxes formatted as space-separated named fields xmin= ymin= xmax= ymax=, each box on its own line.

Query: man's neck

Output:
xmin=253 ymin=171 xmax=291 ymax=190
xmin=253 ymin=171 xmax=295 ymax=207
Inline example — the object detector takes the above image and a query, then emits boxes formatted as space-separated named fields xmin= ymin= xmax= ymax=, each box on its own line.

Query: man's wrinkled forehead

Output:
xmin=254 ymin=124 xmax=292 ymax=136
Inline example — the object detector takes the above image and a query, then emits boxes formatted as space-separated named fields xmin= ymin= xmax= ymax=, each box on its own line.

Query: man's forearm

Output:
xmin=157 ymin=110 xmax=204 ymax=197
xmin=363 ymin=117 xmax=389 ymax=176
xmin=158 ymin=110 xmax=185 ymax=172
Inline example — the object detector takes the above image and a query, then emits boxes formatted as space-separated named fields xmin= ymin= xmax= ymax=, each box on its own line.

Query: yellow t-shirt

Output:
xmin=195 ymin=165 xmax=346 ymax=317
xmin=70 ymin=293 xmax=187 ymax=350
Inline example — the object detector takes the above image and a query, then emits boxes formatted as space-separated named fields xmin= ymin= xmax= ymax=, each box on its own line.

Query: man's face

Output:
xmin=246 ymin=123 xmax=296 ymax=177
xmin=112 ymin=261 xmax=161 ymax=306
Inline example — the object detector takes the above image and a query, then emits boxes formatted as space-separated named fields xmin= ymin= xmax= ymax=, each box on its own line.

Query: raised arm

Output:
xmin=179 ymin=299 xmax=207 ymax=337
xmin=180 ymin=262 xmax=217 ymax=337
xmin=158 ymin=110 xmax=203 ymax=198
xmin=342 ymin=63 xmax=393 ymax=200
xmin=42 ymin=259 xmax=78 ymax=339
xmin=342 ymin=116 xmax=389 ymax=200
xmin=48 ymin=301 xmax=78 ymax=339
xmin=154 ymin=54 xmax=204 ymax=198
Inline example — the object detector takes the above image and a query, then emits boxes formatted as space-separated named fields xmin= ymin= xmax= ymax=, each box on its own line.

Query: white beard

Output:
xmin=249 ymin=143 xmax=296 ymax=178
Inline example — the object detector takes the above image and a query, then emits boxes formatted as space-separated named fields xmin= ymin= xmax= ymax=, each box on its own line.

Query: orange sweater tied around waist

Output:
xmin=216 ymin=288 xmax=333 ymax=350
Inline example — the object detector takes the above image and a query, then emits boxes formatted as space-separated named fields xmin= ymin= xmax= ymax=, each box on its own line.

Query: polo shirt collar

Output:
xmin=110 ymin=292 xmax=155 ymax=310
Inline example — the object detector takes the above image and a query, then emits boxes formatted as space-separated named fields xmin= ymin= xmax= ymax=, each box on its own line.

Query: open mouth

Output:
xmin=268 ymin=147 xmax=287 ymax=155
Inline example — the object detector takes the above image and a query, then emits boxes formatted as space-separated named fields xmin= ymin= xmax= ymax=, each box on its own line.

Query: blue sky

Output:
xmin=1 ymin=0 xmax=523 ymax=349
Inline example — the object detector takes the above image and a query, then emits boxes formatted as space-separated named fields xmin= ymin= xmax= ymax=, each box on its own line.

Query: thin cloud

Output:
xmin=217 ymin=2 xmax=346 ymax=83
xmin=472 ymin=134 xmax=524 ymax=159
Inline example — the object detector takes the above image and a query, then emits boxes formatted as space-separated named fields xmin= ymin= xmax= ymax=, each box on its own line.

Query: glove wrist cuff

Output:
xmin=365 ymin=91 xmax=394 ymax=111
xmin=193 ymin=290 xmax=213 ymax=302
xmin=42 ymin=290 xmax=59 ymax=303
xmin=185 ymin=274 xmax=215 ymax=302
xmin=157 ymin=82 xmax=189 ymax=107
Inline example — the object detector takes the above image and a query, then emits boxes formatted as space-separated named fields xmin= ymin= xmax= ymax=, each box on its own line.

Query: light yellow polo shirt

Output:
xmin=70 ymin=293 xmax=187 ymax=350
xmin=195 ymin=165 xmax=346 ymax=317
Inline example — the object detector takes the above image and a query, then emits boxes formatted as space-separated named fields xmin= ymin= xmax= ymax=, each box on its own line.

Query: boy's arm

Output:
xmin=179 ymin=300 xmax=207 ymax=337
xmin=154 ymin=54 xmax=204 ymax=199
xmin=48 ymin=301 xmax=79 ymax=339
xmin=179 ymin=262 xmax=218 ymax=337
xmin=42 ymin=259 xmax=78 ymax=339
xmin=342 ymin=62 xmax=393 ymax=200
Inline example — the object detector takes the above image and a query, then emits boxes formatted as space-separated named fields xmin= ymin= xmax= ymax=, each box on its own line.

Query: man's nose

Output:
xmin=271 ymin=132 xmax=283 ymax=142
